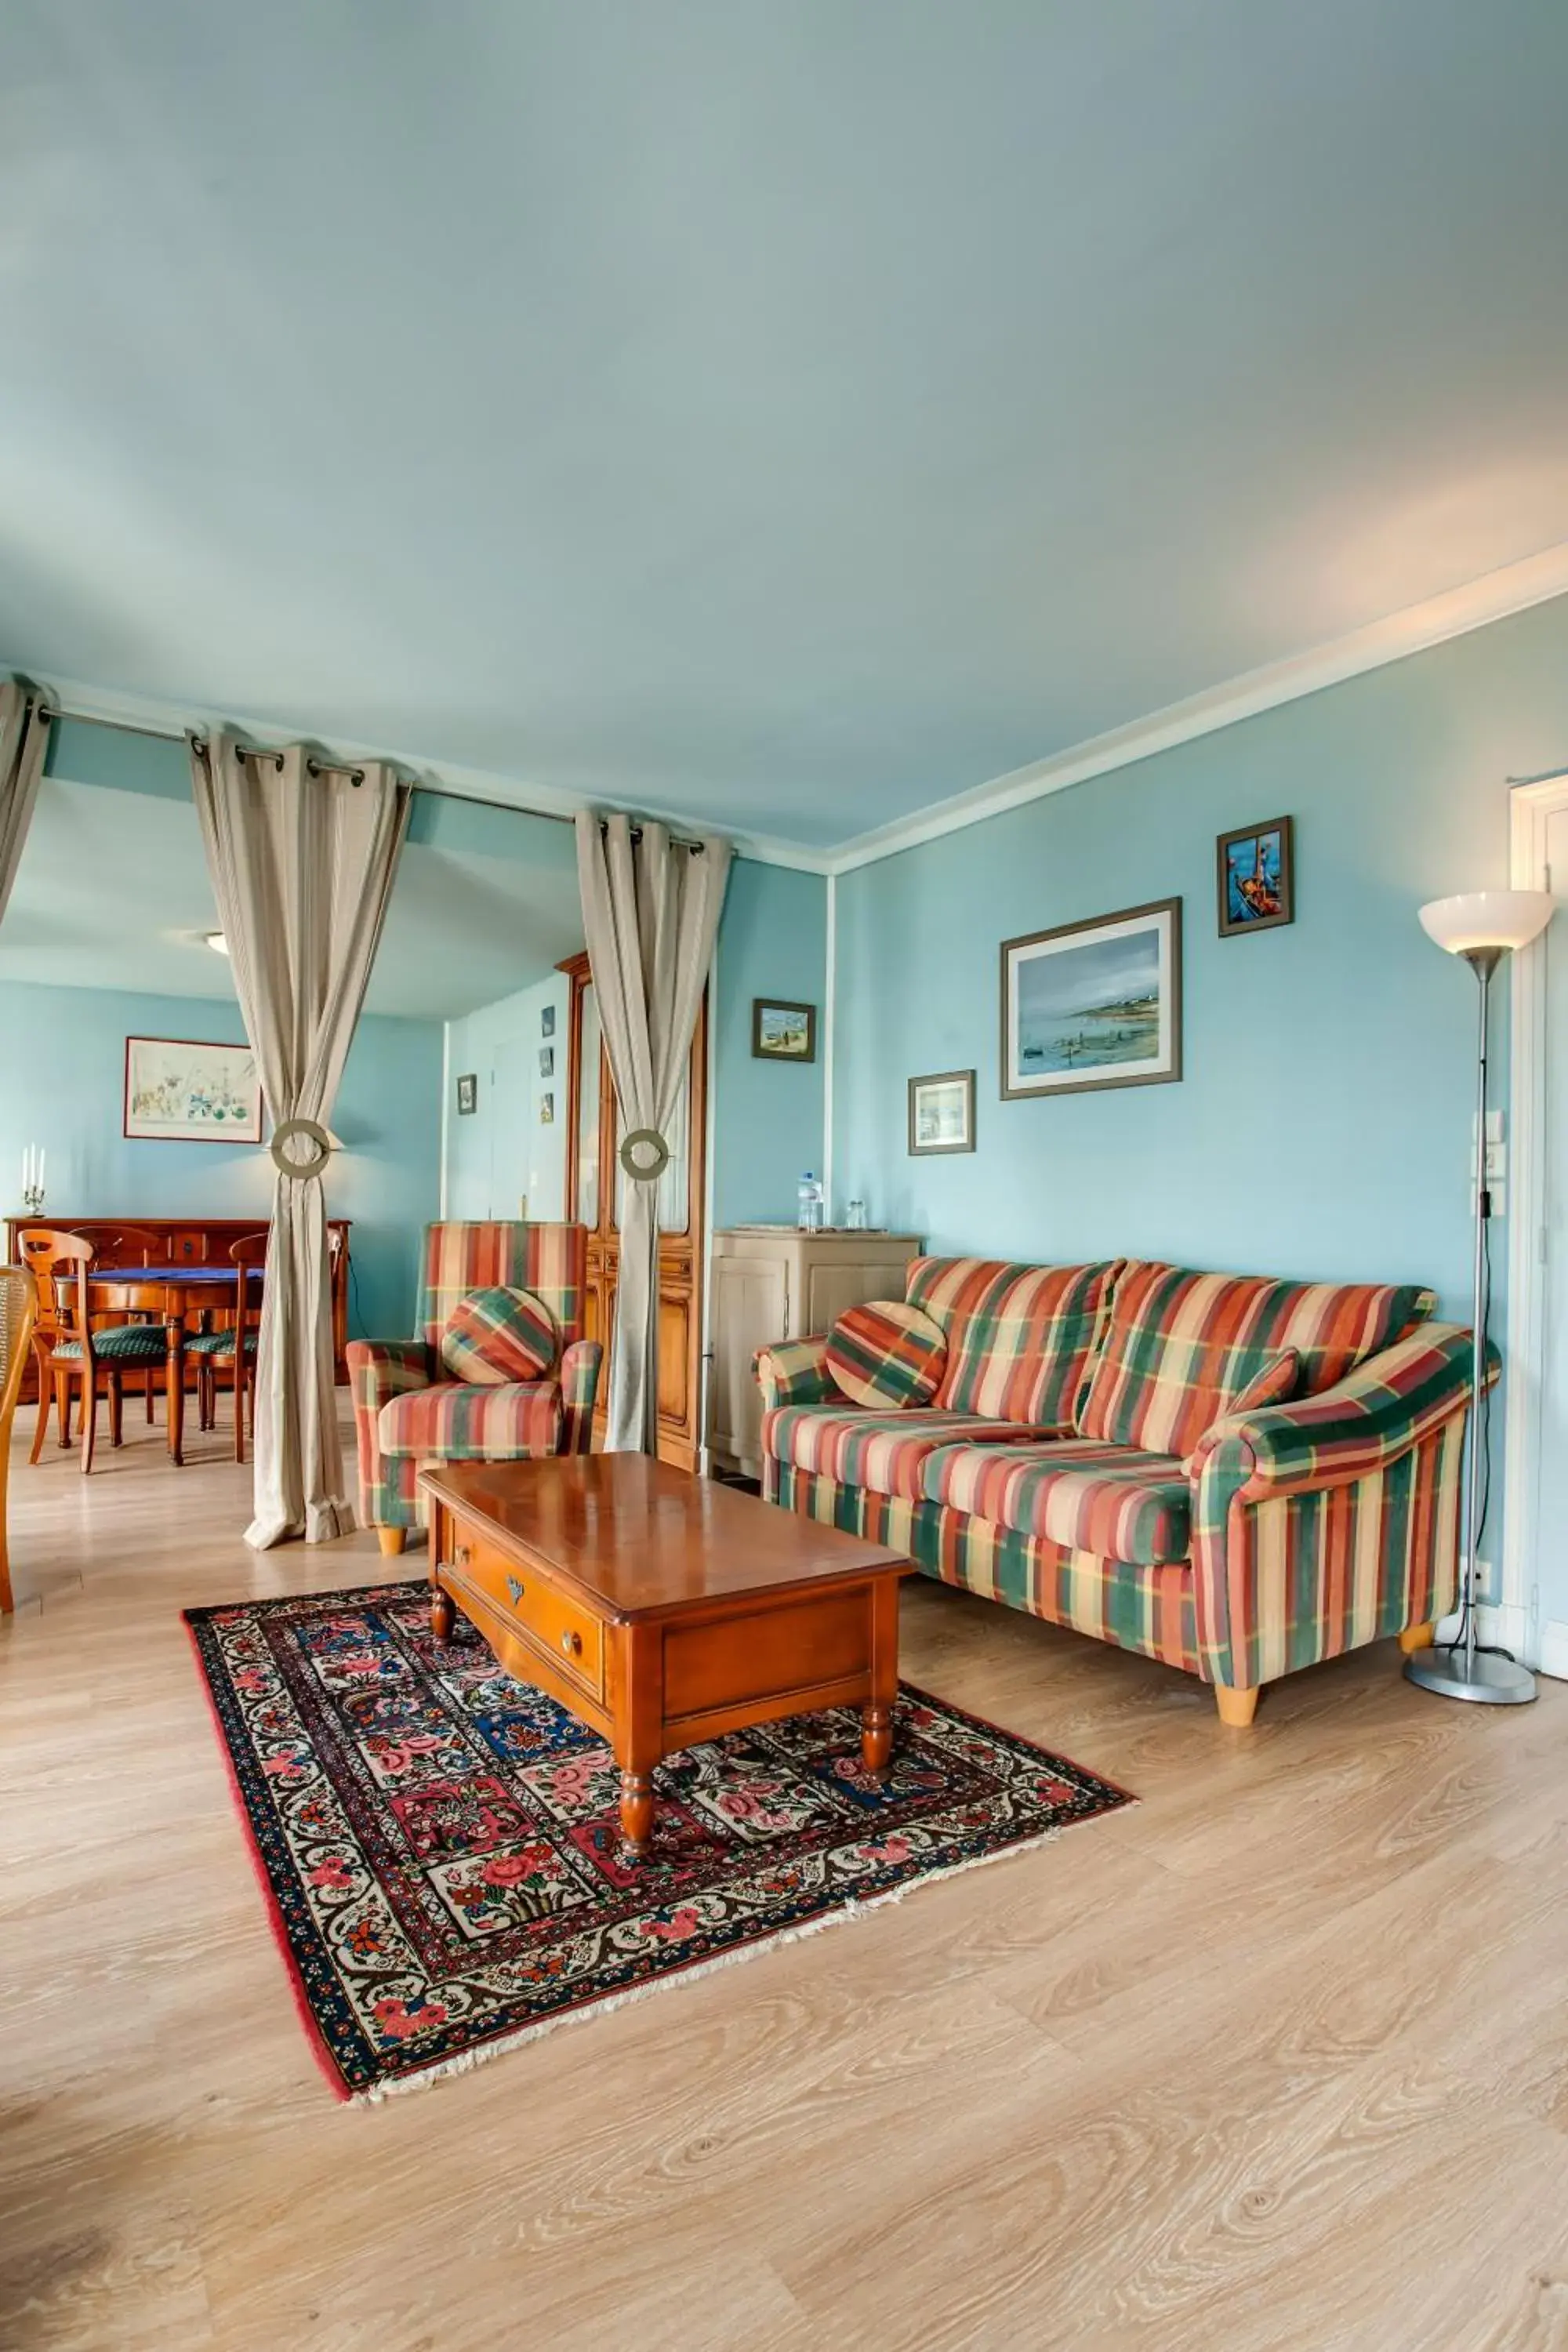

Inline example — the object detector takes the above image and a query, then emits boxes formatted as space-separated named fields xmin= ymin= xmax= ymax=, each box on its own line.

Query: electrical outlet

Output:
xmin=1485 ymin=1140 xmax=1507 ymax=1181
xmin=1472 ymin=1110 xmax=1504 ymax=1144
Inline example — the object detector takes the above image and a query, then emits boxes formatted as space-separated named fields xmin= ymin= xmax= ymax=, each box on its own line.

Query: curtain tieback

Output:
xmin=270 ymin=1118 xmax=335 ymax=1180
xmin=618 ymin=1128 xmax=671 ymax=1183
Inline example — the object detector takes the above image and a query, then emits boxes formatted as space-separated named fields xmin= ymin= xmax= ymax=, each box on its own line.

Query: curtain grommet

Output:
xmin=270 ymin=1117 xmax=333 ymax=1180
xmin=618 ymin=1127 xmax=671 ymax=1183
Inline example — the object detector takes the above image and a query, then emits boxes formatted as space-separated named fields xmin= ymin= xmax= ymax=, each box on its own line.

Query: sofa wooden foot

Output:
xmin=376 ymin=1526 xmax=406 ymax=1558
xmin=1397 ymin=1622 xmax=1435 ymax=1655
xmin=1214 ymin=1684 xmax=1259 ymax=1728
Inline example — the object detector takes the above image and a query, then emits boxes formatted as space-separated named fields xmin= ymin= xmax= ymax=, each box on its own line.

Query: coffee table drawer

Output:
xmin=448 ymin=1530 xmax=604 ymax=1697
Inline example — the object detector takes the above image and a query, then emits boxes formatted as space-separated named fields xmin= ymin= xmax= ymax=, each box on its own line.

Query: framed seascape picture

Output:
xmin=1217 ymin=815 xmax=1294 ymax=935
xmin=909 ymin=1069 xmax=976 ymax=1155
xmin=456 ymin=1073 xmax=477 ymax=1116
xmin=752 ymin=999 xmax=817 ymax=1063
xmin=1000 ymin=898 xmax=1182 ymax=1098
xmin=124 ymin=1036 xmax=264 ymax=1143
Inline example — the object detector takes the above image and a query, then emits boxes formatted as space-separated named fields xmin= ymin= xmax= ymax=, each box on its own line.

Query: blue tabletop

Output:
xmin=88 ymin=1265 xmax=261 ymax=1283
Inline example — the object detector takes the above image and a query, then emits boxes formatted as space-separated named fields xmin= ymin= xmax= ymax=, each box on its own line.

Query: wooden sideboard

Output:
xmin=2 ymin=1215 xmax=351 ymax=1400
xmin=707 ymin=1228 xmax=924 ymax=1480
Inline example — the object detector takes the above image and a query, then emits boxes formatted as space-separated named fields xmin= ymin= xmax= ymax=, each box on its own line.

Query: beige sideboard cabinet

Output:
xmin=707 ymin=1227 xmax=925 ymax=1480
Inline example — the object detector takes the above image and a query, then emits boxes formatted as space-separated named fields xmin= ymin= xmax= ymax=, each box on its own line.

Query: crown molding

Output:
xmin=17 ymin=536 xmax=1568 ymax=885
xmin=823 ymin=540 xmax=1568 ymax=875
xmin=20 ymin=670 xmax=833 ymax=875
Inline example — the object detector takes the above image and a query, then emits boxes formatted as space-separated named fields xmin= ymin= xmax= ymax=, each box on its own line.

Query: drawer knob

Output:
xmin=561 ymin=1629 xmax=583 ymax=1659
xmin=506 ymin=1576 xmax=524 ymax=1605
xmin=455 ymin=1544 xmax=470 ymax=1567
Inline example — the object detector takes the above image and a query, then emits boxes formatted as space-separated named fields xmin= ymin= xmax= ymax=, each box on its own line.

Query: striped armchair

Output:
xmin=345 ymin=1222 xmax=601 ymax=1555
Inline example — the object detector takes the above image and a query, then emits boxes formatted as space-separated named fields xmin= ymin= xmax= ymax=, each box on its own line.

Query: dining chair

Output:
xmin=70 ymin=1221 xmax=166 ymax=1426
xmin=18 ymin=1228 xmax=169 ymax=1473
xmin=191 ymin=1230 xmax=268 ymax=1461
xmin=0 ymin=1266 xmax=38 ymax=1611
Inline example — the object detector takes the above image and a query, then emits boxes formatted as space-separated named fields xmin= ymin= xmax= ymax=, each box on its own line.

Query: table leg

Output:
xmin=165 ymin=1316 xmax=185 ymax=1465
xmin=614 ymin=1623 xmax=663 ymax=1861
xmin=860 ymin=1575 xmax=901 ymax=1775
xmin=430 ymin=1584 xmax=456 ymax=1643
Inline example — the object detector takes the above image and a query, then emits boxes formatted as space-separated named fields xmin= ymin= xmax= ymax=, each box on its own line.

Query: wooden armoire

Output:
xmin=559 ymin=951 xmax=706 ymax=1470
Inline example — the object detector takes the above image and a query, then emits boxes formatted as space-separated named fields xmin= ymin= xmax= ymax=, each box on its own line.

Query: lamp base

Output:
xmin=1403 ymin=1644 xmax=1537 ymax=1706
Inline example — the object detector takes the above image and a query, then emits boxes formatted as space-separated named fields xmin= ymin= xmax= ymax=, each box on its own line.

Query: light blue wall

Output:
xmin=444 ymin=971 xmax=571 ymax=1221
xmin=833 ymin=592 xmax=1568 ymax=1320
xmin=712 ymin=858 xmax=828 ymax=1227
xmin=0 ymin=979 xmax=442 ymax=1341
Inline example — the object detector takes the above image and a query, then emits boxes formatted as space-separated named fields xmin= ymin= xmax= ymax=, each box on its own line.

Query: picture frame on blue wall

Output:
xmin=1000 ymin=898 xmax=1182 ymax=1098
xmin=1217 ymin=815 xmax=1294 ymax=936
xmin=456 ymin=1073 xmax=477 ymax=1116
xmin=751 ymin=998 xmax=817 ymax=1062
xmin=123 ymin=1036 xmax=264 ymax=1143
xmin=909 ymin=1070 xmax=975 ymax=1155
xmin=541 ymin=1004 xmax=556 ymax=1038
xmin=539 ymin=1046 xmax=554 ymax=1078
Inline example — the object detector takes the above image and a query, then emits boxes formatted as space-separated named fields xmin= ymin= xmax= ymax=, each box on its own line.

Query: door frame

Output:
xmin=1504 ymin=771 xmax=1568 ymax=1677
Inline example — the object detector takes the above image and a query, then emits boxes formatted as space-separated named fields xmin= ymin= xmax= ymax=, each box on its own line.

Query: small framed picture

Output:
xmin=124 ymin=1036 xmax=263 ymax=1143
xmin=541 ymin=1004 xmax=556 ymax=1038
xmin=539 ymin=1046 xmax=554 ymax=1078
xmin=539 ymin=1092 xmax=554 ymax=1124
xmin=1000 ymin=898 xmax=1181 ymax=1098
xmin=909 ymin=1069 xmax=976 ymax=1156
xmin=752 ymin=999 xmax=817 ymax=1062
xmin=1217 ymin=816 xmax=1294 ymax=936
xmin=456 ymin=1073 xmax=477 ymax=1116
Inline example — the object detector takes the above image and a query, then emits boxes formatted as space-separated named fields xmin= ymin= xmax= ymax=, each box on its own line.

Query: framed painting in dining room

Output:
xmin=123 ymin=1036 xmax=264 ymax=1142
xmin=1000 ymin=898 xmax=1182 ymax=1098
xmin=909 ymin=1069 xmax=976 ymax=1156
xmin=1217 ymin=815 xmax=1294 ymax=936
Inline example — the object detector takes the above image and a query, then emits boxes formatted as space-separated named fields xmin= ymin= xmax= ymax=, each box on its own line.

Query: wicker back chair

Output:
xmin=0 ymin=1267 xmax=38 ymax=1611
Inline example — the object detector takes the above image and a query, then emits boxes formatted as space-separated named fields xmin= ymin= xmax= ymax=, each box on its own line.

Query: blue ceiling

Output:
xmin=2 ymin=0 xmax=1566 ymax=847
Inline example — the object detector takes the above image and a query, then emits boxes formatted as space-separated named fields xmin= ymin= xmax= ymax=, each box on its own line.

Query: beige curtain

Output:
xmin=0 ymin=678 xmax=51 ymax=927
xmin=190 ymin=734 xmax=411 ymax=1546
xmin=575 ymin=811 xmax=731 ymax=1452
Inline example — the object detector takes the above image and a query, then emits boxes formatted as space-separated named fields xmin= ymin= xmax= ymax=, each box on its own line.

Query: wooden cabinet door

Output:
xmin=710 ymin=1254 xmax=789 ymax=1475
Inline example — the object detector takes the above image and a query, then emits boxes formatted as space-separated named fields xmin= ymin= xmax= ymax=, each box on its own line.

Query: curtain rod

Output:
xmin=37 ymin=702 xmax=706 ymax=845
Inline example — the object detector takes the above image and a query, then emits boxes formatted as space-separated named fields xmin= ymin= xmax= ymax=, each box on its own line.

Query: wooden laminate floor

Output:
xmin=2 ymin=1399 xmax=1566 ymax=2352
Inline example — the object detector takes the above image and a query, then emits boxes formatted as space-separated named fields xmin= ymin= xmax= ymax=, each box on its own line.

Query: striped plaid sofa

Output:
xmin=757 ymin=1255 xmax=1480 ymax=1724
xmin=345 ymin=1222 xmax=601 ymax=1555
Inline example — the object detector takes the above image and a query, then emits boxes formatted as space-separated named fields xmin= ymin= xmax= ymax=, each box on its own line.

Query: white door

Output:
xmin=1530 ymin=800 xmax=1568 ymax=1672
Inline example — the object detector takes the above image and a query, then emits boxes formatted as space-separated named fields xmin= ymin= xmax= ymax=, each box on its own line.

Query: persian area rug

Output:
xmin=185 ymin=1582 xmax=1133 ymax=2103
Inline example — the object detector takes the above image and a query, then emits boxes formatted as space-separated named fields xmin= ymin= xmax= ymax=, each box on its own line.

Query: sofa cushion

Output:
xmin=1178 ymin=1347 xmax=1298 ymax=1472
xmin=439 ymin=1287 xmax=556 ymax=1386
xmin=924 ymin=1439 xmax=1191 ymax=1566
xmin=824 ymin=1300 xmax=947 ymax=1410
xmin=1076 ymin=1262 xmax=1436 ymax=1458
xmin=905 ymin=1257 xmax=1122 ymax=1426
xmin=378 ymin=1380 xmax=562 ymax=1461
xmin=763 ymin=1403 xmax=1057 ymax=1502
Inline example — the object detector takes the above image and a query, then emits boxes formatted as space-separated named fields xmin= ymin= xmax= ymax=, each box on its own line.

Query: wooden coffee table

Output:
xmin=417 ymin=1456 xmax=915 ymax=1858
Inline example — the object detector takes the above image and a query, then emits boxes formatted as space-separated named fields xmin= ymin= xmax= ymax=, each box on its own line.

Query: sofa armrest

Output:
xmin=1189 ymin=1323 xmax=1487 ymax=1504
xmin=347 ymin=1339 xmax=437 ymax=1526
xmin=559 ymin=1338 xmax=603 ymax=1454
xmin=753 ymin=1334 xmax=840 ymax=1411
xmin=1189 ymin=1323 xmax=1487 ymax=1693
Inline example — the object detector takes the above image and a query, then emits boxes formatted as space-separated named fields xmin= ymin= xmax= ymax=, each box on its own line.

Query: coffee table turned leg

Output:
xmin=861 ymin=1573 xmax=902 ymax=1774
xmin=430 ymin=1585 xmax=455 ymax=1644
xmin=619 ymin=1772 xmax=655 ymax=1858
xmin=861 ymin=1704 xmax=892 ymax=1774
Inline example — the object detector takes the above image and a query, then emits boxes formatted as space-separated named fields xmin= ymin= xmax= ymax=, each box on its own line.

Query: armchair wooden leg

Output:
xmin=376 ymin=1527 xmax=406 ymax=1558
xmin=1398 ymin=1622 xmax=1436 ymax=1655
xmin=1214 ymin=1684 xmax=1260 ymax=1728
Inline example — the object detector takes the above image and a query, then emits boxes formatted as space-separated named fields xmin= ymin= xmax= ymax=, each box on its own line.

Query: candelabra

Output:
xmin=20 ymin=1180 xmax=45 ymax=1218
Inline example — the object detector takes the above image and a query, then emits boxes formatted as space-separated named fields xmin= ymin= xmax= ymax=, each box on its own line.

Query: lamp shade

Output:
xmin=1418 ymin=890 xmax=1555 ymax=956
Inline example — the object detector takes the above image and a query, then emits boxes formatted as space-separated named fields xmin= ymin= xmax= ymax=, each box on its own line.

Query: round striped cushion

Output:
xmin=825 ymin=1300 xmax=948 ymax=1410
xmin=439 ymin=1287 xmax=557 ymax=1387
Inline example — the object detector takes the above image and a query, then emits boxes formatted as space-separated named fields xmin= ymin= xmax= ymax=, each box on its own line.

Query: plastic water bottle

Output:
xmin=797 ymin=1172 xmax=823 ymax=1232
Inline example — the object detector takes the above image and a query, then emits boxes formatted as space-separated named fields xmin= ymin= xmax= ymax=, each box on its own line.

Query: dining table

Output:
xmin=80 ymin=1264 xmax=263 ymax=1466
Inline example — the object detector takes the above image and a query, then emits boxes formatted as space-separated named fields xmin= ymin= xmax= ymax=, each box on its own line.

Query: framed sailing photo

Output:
xmin=1217 ymin=815 xmax=1294 ymax=936
xmin=909 ymin=1069 xmax=976 ymax=1155
xmin=1000 ymin=899 xmax=1182 ymax=1098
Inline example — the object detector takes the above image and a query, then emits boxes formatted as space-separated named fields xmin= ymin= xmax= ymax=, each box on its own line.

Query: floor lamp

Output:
xmin=1405 ymin=888 xmax=1555 ymax=1706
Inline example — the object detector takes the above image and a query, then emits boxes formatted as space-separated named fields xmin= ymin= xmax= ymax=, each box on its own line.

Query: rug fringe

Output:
xmin=352 ymin=1815 xmax=1089 ymax=2106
